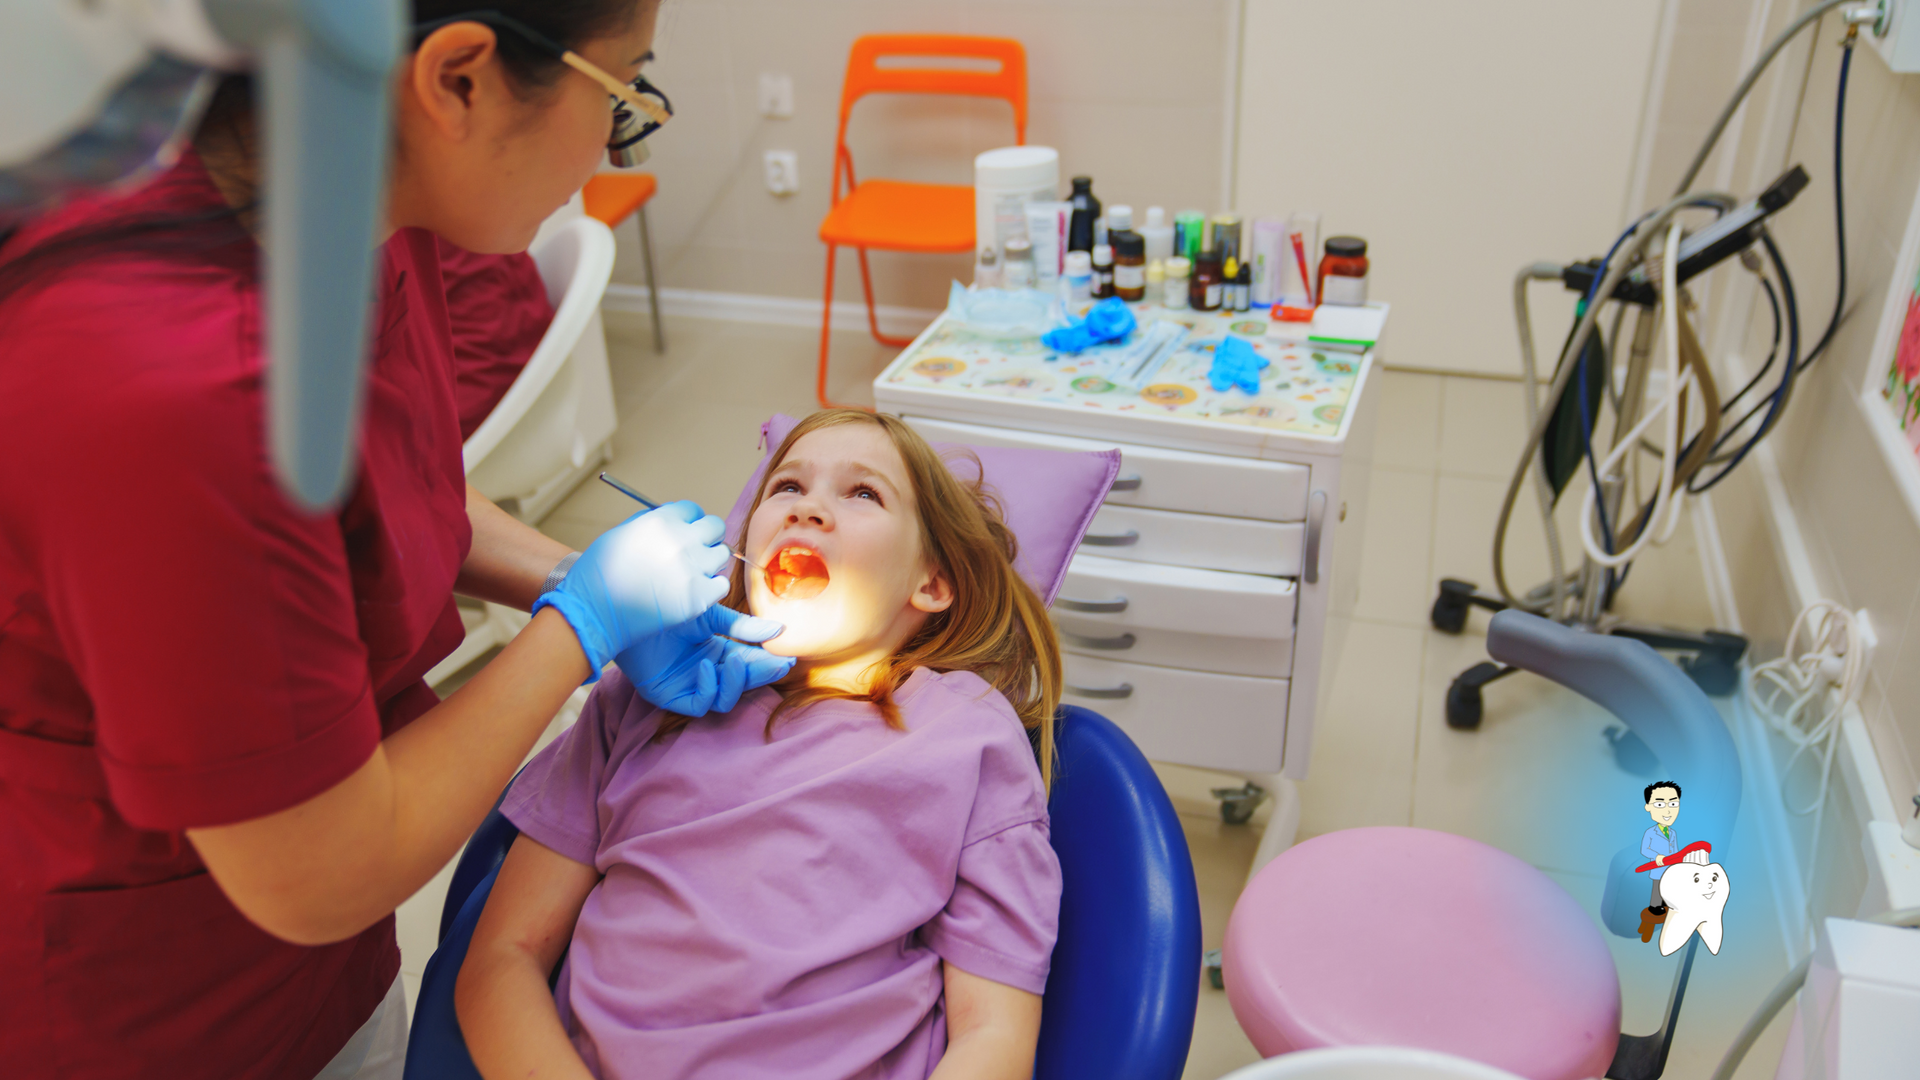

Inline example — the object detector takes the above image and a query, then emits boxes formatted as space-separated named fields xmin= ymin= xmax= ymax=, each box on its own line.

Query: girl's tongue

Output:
xmin=767 ymin=545 xmax=830 ymax=600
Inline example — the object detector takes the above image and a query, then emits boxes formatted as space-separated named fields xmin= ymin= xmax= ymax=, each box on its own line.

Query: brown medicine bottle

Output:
xmin=1111 ymin=230 xmax=1146 ymax=302
xmin=1190 ymin=250 xmax=1223 ymax=311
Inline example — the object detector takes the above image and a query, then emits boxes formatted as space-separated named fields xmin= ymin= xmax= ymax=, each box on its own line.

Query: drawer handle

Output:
xmin=1056 ymin=595 xmax=1129 ymax=613
xmin=1109 ymin=474 xmax=1143 ymax=492
xmin=1062 ymin=630 xmax=1137 ymax=651
xmin=1303 ymin=490 xmax=1328 ymax=584
xmin=1065 ymin=682 xmax=1134 ymax=700
xmin=1081 ymin=530 xmax=1140 ymax=547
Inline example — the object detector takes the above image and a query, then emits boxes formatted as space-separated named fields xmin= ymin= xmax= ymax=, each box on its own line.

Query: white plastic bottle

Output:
xmin=974 ymin=146 xmax=1060 ymax=258
xmin=1139 ymin=206 xmax=1175 ymax=264
xmin=1063 ymin=250 xmax=1093 ymax=304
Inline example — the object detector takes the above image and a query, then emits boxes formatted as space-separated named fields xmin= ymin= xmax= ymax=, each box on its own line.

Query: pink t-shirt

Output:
xmin=502 ymin=666 xmax=1062 ymax=1080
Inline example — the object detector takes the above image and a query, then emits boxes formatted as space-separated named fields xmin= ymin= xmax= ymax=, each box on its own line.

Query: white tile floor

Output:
xmin=399 ymin=313 xmax=1796 ymax=1079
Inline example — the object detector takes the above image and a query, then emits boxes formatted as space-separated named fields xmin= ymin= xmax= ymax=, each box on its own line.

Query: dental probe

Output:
xmin=597 ymin=472 xmax=766 ymax=571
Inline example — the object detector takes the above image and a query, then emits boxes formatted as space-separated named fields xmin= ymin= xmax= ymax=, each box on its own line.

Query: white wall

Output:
xmin=621 ymin=0 xmax=1232 ymax=311
xmin=1700 ymin=0 xmax=1920 ymax=842
xmin=1232 ymin=0 xmax=1664 ymax=378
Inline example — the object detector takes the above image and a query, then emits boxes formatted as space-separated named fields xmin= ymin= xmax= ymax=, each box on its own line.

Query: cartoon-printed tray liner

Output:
xmin=877 ymin=305 xmax=1364 ymax=440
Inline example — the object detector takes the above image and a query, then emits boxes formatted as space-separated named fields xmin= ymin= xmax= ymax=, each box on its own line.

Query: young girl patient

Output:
xmin=457 ymin=409 xmax=1065 ymax=1080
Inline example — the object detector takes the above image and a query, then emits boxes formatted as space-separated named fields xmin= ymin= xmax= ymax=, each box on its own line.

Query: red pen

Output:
xmin=1290 ymin=231 xmax=1315 ymax=308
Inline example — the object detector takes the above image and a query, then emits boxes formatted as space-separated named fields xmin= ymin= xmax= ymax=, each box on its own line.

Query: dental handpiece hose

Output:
xmin=599 ymin=472 xmax=766 ymax=571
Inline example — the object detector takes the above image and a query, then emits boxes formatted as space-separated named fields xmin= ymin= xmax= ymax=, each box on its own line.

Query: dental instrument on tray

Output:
xmin=598 ymin=472 xmax=767 ymax=571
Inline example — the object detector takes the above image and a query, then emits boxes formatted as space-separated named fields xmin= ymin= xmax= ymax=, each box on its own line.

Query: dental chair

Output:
xmin=1222 ymin=610 xmax=1736 ymax=1080
xmin=402 ymin=704 xmax=1202 ymax=1080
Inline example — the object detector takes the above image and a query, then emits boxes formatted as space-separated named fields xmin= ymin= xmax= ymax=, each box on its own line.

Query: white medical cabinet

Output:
xmin=873 ymin=302 xmax=1384 ymax=780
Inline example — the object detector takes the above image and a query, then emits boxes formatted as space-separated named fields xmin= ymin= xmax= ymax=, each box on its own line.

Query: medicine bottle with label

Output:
xmin=1002 ymin=237 xmax=1036 ymax=290
xmin=1163 ymin=256 xmax=1191 ymax=309
xmin=1111 ymin=231 xmax=1146 ymax=302
xmin=1190 ymin=251 xmax=1223 ymax=311
xmin=1091 ymin=243 xmax=1115 ymax=300
xmin=1318 ymin=235 xmax=1370 ymax=306
xmin=1063 ymin=250 xmax=1093 ymax=304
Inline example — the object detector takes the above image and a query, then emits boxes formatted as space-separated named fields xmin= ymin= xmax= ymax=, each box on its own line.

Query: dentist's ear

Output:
xmin=910 ymin=566 xmax=955 ymax=615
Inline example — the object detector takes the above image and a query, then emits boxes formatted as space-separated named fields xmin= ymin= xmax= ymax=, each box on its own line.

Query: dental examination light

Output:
xmin=0 ymin=0 xmax=404 ymax=509
xmin=1429 ymin=0 xmax=1877 ymax=732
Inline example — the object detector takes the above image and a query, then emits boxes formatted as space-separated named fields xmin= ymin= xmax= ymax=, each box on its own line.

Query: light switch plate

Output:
xmin=763 ymin=150 xmax=798 ymax=195
xmin=758 ymin=72 xmax=794 ymax=118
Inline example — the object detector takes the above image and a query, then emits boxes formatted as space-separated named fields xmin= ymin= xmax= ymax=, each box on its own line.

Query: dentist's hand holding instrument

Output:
xmin=585 ymin=473 xmax=795 ymax=714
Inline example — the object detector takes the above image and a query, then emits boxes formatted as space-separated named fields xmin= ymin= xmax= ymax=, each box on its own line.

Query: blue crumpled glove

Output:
xmin=617 ymin=606 xmax=796 ymax=715
xmin=533 ymin=500 xmax=731 ymax=679
xmin=1042 ymin=296 xmax=1137 ymax=353
xmin=1208 ymin=336 xmax=1270 ymax=394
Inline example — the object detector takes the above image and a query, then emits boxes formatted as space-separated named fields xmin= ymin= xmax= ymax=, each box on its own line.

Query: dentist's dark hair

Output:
xmin=0 ymin=0 xmax=652 ymax=304
xmin=1645 ymin=781 xmax=1681 ymax=802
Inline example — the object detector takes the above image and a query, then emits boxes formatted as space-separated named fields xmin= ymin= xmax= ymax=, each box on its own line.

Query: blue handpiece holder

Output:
xmin=209 ymin=0 xmax=406 ymax=509
xmin=1485 ymin=610 xmax=1741 ymax=939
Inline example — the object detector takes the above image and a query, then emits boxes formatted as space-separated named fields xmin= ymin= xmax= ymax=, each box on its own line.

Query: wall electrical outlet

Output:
xmin=758 ymin=73 xmax=794 ymax=118
xmin=763 ymin=150 xmax=798 ymax=195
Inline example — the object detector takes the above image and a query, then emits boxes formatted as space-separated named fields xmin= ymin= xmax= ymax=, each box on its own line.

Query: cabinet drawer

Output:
xmin=1082 ymin=504 xmax=1302 ymax=577
xmin=1059 ymin=655 xmax=1288 ymax=774
xmin=1057 ymin=554 xmax=1296 ymax=638
xmin=1056 ymin=619 xmax=1292 ymax=678
xmin=903 ymin=416 xmax=1310 ymax=521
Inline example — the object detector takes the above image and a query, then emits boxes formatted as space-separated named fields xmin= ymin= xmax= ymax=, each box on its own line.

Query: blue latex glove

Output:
xmin=617 ymin=606 xmax=796 ymax=716
xmin=1208 ymin=336 xmax=1270 ymax=394
xmin=534 ymin=500 xmax=731 ymax=679
xmin=1042 ymin=297 xmax=1137 ymax=353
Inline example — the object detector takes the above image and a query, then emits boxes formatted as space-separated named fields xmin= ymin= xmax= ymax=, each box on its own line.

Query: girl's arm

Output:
xmin=456 ymin=835 xmax=602 ymax=1080
xmin=928 ymin=963 xmax=1044 ymax=1080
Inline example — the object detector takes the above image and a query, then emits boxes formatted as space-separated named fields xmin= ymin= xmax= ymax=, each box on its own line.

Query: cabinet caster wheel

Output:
xmin=1210 ymin=782 xmax=1266 ymax=825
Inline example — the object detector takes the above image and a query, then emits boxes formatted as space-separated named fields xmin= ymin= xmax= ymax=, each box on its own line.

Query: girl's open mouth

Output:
xmin=766 ymin=544 xmax=830 ymax=600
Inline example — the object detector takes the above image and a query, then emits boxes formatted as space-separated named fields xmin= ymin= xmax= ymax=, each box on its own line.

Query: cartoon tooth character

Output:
xmin=1657 ymin=856 xmax=1728 ymax=956
xmin=1637 ymin=781 xmax=1684 ymax=942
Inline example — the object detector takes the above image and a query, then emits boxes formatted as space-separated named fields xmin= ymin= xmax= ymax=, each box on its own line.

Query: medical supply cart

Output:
xmin=873 ymin=301 xmax=1385 ymax=781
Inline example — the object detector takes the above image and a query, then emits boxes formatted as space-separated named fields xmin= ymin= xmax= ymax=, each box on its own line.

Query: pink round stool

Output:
xmin=1223 ymin=827 xmax=1620 ymax=1080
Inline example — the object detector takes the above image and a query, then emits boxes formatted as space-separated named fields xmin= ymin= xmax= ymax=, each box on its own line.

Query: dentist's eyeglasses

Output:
xmin=413 ymin=10 xmax=672 ymax=166
xmin=1650 ymin=799 xmax=1680 ymax=809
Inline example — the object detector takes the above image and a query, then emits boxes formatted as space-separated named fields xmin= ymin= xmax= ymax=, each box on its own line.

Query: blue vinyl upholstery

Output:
xmin=403 ymin=705 xmax=1202 ymax=1079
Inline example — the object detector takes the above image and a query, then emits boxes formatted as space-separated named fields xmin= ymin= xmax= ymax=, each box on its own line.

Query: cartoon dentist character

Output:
xmin=1638 ymin=781 xmax=1684 ymax=941
xmin=1632 ymin=779 xmax=1730 ymax=953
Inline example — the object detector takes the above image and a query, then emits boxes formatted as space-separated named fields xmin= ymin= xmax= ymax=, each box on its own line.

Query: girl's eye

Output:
xmin=772 ymin=480 xmax=801 ymax=495
xmin=851 ymin=484 xmax=881 ymax=503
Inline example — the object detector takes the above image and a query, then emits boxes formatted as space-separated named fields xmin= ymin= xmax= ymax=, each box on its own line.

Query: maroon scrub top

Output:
xmin=0 ymin=152 xmax=472 ymax=1079
xmin=438 ymin=240 xmax=554 ymax=441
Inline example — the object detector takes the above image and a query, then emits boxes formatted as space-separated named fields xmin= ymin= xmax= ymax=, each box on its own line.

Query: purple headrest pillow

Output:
xmin=723 ymin=414 xmax=1119 ymax=606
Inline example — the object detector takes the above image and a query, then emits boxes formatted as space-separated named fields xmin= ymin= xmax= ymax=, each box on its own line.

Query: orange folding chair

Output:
xmin=583 ymin=172 xmax=665 ymax=353
xmin=816 ymin=34 xmax=1027 ymax=408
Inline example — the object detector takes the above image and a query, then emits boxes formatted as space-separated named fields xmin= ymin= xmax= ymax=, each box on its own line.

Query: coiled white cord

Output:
xmin=1580 ymin=220 xmax=1692 ymax=567
xmin=1745 ymin=600 xmax=1866 ymax=816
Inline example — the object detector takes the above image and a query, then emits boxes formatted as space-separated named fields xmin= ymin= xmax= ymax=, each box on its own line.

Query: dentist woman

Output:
xmin=0 ymin=3 xmax=773 ymax=1077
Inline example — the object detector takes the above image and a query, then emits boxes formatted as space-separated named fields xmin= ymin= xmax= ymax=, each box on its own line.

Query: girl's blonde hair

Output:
xmin=657 ymin=409 xmax=1061 ymax=787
